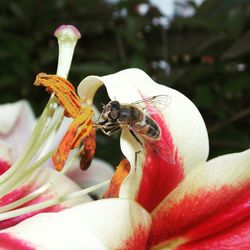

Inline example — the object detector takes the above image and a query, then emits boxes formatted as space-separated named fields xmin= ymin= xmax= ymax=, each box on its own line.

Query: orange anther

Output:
xmin=103 ymin=159 xmax=131 ymax=198
xmin=34 ymin=73 xmax=82 ymax=118
xmin=80 ymin=128 xmax=96 ymax=171
xmin=52 ymin=106 xmax=94 ymax=171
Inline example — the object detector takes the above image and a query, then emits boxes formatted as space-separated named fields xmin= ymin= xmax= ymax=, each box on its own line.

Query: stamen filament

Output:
xmin=0 ymin=150 xmax=55 ymax=199
xmin=0 ymin=97 xmax=58 ymax=185
xmin=0 ymin=146 xmax=82 ymax=213
xmin=0 ymin=184 xmax=49 ymax=213
xmin=0 ymin=107 xmax=64 ymax=198
xmin=0 ymin=25 xmax=93 ymax=224
xmin=0 ymin=180 xmax=110 ymax=221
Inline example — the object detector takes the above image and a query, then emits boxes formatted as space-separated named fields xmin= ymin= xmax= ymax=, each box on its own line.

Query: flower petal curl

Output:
xmin=78 ymin=68 xmax=209 ymax=211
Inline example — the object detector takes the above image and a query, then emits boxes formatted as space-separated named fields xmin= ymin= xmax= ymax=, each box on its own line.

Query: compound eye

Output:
xmin=111 ymin=101 xmax=120 ymax=110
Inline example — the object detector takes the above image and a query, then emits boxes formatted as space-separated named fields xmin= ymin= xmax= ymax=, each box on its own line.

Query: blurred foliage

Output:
xmin=0 ymin=0 xmax=249 ymax=165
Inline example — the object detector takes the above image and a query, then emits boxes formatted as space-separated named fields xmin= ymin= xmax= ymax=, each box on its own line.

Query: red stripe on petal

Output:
xmin=0 ymin=159 xmax=11 ymax=175
xmin=149 ymin=181 xmax=250 ymax=247
xmin=176 ymin=218 xmax=250 ymax=250
xmin=184 ymin=181 xmax=250 ymax=242
xmin=136 ymin=111 xmax=184 ymax=212
xmin=117 ymin=225 xmax=150 ymax=250
xmin=0 ymin=233 xmax=35 ymax=250
xmin=0 ymin=185 xmax=31 ymax=207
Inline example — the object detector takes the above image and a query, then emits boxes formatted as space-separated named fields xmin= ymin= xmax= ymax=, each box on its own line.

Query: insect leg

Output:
xmin=103 ymin=124 xmax=121 ymax=136
xmin=134 ymin=149 xmax=144 ymax=171
xmin=130 ymin=128 xmax=144 ymax=170
xmin=130 ymin=129 xmax=144 ymax=146
xmin=96 ymin=121 xmax=121 ymax=136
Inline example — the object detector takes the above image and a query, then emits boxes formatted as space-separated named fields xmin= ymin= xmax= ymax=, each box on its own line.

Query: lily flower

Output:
xmin=0 ymin=24 xmax=113 ymax=235
xmin=1 ymin=67 xmax=249 ymax=249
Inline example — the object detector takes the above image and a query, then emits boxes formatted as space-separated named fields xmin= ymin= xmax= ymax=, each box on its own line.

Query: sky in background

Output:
xmin=150 ymin=0 xmax=204 ymax=16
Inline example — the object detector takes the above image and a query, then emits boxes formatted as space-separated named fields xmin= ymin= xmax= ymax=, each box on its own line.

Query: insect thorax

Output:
xmin=119 ymin=105 xmax=143 ymax=123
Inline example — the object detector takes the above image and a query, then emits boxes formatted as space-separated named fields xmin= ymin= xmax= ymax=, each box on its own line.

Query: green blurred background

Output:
xmin=0 ymin=0 xmax=249 ymax=165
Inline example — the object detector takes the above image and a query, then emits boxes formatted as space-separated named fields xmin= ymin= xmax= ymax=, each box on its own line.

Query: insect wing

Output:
xmin=132 ymin=95 xmax=171 ymax=114
xmin=129 ymin=125 xmax=175 ymax=165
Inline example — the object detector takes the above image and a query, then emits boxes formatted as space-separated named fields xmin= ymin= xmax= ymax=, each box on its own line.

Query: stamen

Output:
xmin=0 ymin=98 xmax=58 ymax=186
xmin=80 ymin=128 xmax=96 ymax=170
xmin=52 ymin=106 xmax=94 ymax=171
xmin=34 ymin=74 xmax=96 ymax=173
xmin=0 ymin=107 xmax=63 ymax=199
xmin=0 ymin=145 xmax=82 ymax=213
xmin=0 ymin=25 xmax=91 ymax=224
xmin=0 ymin=150 xmax=55 ymax=199
xmin=104 ymin=159 xmax=130 ymax=198
xmin=0 ymin=180 xmax=110 ymax=221
xmin=34 ymin=73 xmax=82 ymax=118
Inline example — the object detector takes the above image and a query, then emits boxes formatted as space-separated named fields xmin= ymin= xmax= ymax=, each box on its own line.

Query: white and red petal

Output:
xmin=0 ymin=101 xmax=35 ymax=162
xmin=0 ymin=141 xmax=12 ymax=164
xmin=149 ymin=149 xmax=250 ymax=248
xmin=0 ymin=199 xmax=151 ymax=250
xmin=0 ymin=141 xmax=12 ymax=174
xmin=0 ymin=167 xmax=91 ymax=230
xmin=175 ymin=218 xmax=250 ymax=250
xmin=0 ymin=159 xmax=11 ymax=176
xmin=0 ymin=233 xmax=35 ymax=250
xmin=78 ymin=68 xmax=209 ymax=211
xmin=0 ymin=230 xmax=104 ymax=250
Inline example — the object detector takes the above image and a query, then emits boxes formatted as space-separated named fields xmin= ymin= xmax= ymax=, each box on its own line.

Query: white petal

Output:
xmin=0 ymin=102 xmax=22 ymax=135
xmin=0 ymin=100 xmax=35 ymax=162
xmin=2 ymin=199 xmax=151 ymax=249
xmin=204 ymin=148 xmax=250 ymax=186
xmin=30 ymin=167 xmax=92 ymax=206
xmin=66 ymin=158 xmax=114 ymax=198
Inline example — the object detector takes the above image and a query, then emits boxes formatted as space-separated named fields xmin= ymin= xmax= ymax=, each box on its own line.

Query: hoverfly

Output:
xmin=95 ymin=95 xmax=174 ymax=164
